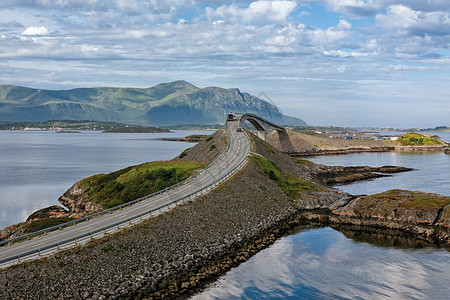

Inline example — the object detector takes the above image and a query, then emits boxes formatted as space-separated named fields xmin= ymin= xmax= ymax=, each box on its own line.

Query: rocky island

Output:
xmin=1 ymin=129 xmax=449 ymax=299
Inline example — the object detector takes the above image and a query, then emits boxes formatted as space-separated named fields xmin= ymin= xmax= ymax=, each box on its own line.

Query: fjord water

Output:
xmin=0 ymin=130 xmax=204 ymax=229
xmin=193 ymin=132 xmax=450 ymax=300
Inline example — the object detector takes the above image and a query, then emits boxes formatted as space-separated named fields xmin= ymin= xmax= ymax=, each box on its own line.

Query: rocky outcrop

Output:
xmin=394 ymin=145 xmax=448 ymax=151
xmin=316 ymin=165 xmax=414 ymax=185
xmin=0 ymin=223 xmax=25 ymax=243
xmin=26 ymin=205 xmax=69 ymax=221
xmin=330 ymin=190 xmax=450 ymax=243
xmin=58 ymin=181 xmax=103 ymax=213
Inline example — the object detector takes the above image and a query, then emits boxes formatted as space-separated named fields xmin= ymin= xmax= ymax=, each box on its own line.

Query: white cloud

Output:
xmin=336 ymin=19 xmax=351 ymax=30
xmin=318 ymin=0 xmax=384 ymax=16
xmin=206 ymin=1 xmax=297 ymax=24
xmin=376 ymin=5 xmax=450 ymax=37
xmin=308 ymin=0 xmax=450 ymax=17
xmin=22 ymin=26 xmax=50 ymax=36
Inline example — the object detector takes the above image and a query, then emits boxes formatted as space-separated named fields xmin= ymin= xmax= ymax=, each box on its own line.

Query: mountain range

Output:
xmin=0 ymin=81 xmax=306 ymax=126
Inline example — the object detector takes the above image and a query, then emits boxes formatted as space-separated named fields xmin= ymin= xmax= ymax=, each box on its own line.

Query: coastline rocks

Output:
xmin=26 ymin=205 xmax=69 ymax=221
xmin=0 ymin=223 xmax=25 ymax=243
xmin=331 ymin=190 xmax=450 ymax=242
xmin=295 ymin=190 xmax=354 ymax=210
xmin=394 ymin=145 xmax=447 ymax=152
xmin=58 ymin=181 xmax=103 ymax=213
xmin=316 ymin=165 xmax=413 ymax=186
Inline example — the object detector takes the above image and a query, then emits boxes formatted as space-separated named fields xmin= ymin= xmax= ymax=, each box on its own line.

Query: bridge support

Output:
xmin=257 ymin=130 xmax=266 ymax=141
xmin=237 ymin=113 xmax=285 ymax=142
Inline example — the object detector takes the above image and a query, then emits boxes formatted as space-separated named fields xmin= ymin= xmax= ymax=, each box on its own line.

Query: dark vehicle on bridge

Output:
xmin=227 ymin=112 xmax=235 ymax=121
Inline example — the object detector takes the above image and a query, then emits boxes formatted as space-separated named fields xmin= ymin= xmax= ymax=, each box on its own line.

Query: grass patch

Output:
xmin=395 ymin=132 xmax=444 ymax=146
xmin=80 ymin=160 xmax=206 ymax=209
xmin=23 ymin=217 xmax=73 ymax=234
xmin=186 ymin=134 xmax=209 ymax=139
xmin=357 ymin=189 xmax=450 ymax=212
xmin=252 ymin=156 xmax=323 ymax=200
xmin=178 ymin=149 xmax=189 ymax=159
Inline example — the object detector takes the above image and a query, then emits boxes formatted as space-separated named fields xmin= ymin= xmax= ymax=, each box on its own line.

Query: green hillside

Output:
xmin=395 ymin=132 xmax=445 ymax=146
xmin=0 ymin=81 xmax=306 ymax=126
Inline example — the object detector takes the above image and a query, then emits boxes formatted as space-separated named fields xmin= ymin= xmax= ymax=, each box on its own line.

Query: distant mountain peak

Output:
xmin=0 ymin=81 xmax=306 ymax=126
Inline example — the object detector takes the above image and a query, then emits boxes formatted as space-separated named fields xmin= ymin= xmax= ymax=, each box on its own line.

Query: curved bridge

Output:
xmin=237 ymin=113 xmax=285 ymax=141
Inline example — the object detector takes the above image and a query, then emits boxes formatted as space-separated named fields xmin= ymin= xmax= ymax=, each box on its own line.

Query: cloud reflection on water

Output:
xmin=192 ymin=227 xmax=450 ymax=299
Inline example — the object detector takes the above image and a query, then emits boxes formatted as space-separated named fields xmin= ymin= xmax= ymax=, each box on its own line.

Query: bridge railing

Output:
xmin=0 ymin=127 xmax=250 ymax=268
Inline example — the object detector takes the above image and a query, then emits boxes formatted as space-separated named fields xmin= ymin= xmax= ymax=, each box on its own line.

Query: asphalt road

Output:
xmin=0 ymin=117 xmax=251 ymax=268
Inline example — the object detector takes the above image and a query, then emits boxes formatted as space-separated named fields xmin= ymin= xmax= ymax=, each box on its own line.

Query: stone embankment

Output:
xmin=394 ymin=145 xmax=448 ymax=152
xmin=1 ymin=130 xmax=448 ymax=299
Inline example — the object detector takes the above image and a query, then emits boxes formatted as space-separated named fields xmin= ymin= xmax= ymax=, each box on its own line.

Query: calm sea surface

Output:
xmin=193 ymin=131 xmax=450 ymax=300
xmin=0 ymin=130 xmax=205 ymax=229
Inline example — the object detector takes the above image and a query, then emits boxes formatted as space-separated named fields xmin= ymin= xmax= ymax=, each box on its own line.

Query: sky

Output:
xmin=0 ymin=1 xmax=449 ymax=128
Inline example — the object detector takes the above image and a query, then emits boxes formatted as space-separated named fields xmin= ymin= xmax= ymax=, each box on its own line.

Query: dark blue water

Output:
xmin=192 ymin=131 xmax=450 ymax=299
xmin=0 ymin=130 xmax=205 ymax=228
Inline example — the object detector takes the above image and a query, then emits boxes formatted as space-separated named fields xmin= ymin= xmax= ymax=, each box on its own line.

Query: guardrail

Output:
xmin=0 ymin=126 xmax=250 ymax=268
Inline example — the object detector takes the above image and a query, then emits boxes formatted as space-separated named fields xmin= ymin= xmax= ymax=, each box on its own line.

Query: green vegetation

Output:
xmin=252 ymin=156 xmax=323 ymax=200
xmin=23 ymin=217 xmax=73 ymax=234
xmin=103 ymin=126 xmax=170 ymax=133
xmin=178 ymin=149 xmax=189 ymax=159
xmin=395 ymin=132 xmax=444 ymax=146
xmin=206 ymin=136 xmax=213 ymax=142
xmin=209 ymin=144 xmax=217 ymax=151
xmin=185 ymin=134 xmax=209 ymax=140
xmin=80 ymin=160 xmax=206 ymax=209
xmin=357 ymin=189 xmax=450 ymax=212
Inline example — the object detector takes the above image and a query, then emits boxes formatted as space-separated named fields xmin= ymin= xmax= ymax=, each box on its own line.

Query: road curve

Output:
xmin=0 ymin=118 xmax=251 ymax=268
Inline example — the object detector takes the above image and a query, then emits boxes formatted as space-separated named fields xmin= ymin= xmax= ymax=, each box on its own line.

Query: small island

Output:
xmin=103 ymin=126 xmax=171 ymax=133
xmin=393 ymin=132 xmax=448 ymax=152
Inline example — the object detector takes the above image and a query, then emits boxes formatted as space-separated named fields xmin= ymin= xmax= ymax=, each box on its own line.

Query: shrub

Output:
xmin=24 ymin=217 xmax=73 ymax=234
xmin=209 ymin=144 xmax=217 ymax=151
xmin=252 ymin=155 xmax=324 ymax=200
